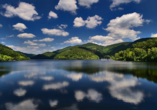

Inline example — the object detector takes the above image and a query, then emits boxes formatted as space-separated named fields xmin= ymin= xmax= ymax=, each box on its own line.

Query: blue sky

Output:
xmin=0 ymin=0 xmax=157 ymax=54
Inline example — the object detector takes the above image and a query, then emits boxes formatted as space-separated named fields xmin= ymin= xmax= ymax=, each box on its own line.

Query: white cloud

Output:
xmin=0 ymin=24 xmax=2 ymax=27
xmin=40 ymin=76 xmax=54 ymax=81
xmin=73 ymin=15 xmax=103 ymax=28
xmin=34 ymin=38 xmax=54 ymax=42
xmin=104 ymin=12 xmax=149 ymax=40
xmin=78 ymin=0 xmax=99 ymax=8
xmin=7 ymin=45 xmax=40 ymax=54
xmin=17 ymin=33 xmax=36 ymax=38
xmin=7 ymin=34 xmax=14 ymax=37
xmin=18 ymin=80 xmax=34 ymax=86
xmin=48 ymin=11 xmax=58 ymax=19
xmin=55 ymin=0 xmax=78 ymax=14
xmin=2 ymin=2 xmax=41 ymax=21
xmin=110 ymin=0 xmax=141 ymax=10
xmin=41 ymin=28 xmax=69 ymax=37
xmin=63 ymin=37 xmax=82 ymax=44
xmin=89 ymin=35 xmax=123 ymax=46
xmin=49 ymin=100 xmax=58 ymax=107
xmin=5 ymin=99 xmax=38 ymax=110
xmin=38 ymin=43 xmax=46 ymax=47
xmin=13 ymin=23 xmax=27 ymax=32
xmin=24 ymin=40 xmax=37 ymax=45
xmin=1 ymin=42 xmax=5 ymax=44
xmin=151 ymin=33 xmax=157 ymax=38
xmin=75 ymin=89 xmax=102 ymax=103
xmin=66 ymin=73 xmax=83 ymax=81
xmin=43 ymin=81 xmax=69 ymax=90
xmin=73 ymin=17 xmax=85 ymax=27
xmin=58 ymin=24 xmax=68 ymax=29
xmin=13 ymin=88 xmax=27 ymax=97
xmin=90 ymin=71 xmax=144 ymax=104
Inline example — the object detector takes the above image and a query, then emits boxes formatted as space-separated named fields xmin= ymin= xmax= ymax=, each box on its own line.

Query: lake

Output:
xmin=0 ymin=60 xmax=157 ymax=110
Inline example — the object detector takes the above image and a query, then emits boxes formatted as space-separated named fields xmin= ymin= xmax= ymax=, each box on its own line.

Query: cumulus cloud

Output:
xmin=151 ymin=33 xmax=157 ymax=38
xmin=43 ymin=81 xmax=69 ymax=90
xmin=34 ymin=38 xmax=54 ymax=42
xmin=89 ymin=35 xmax=123 ymax=46
xmin=38 ymin=43 xmax=46 ymax=47
xmin=55 ymin=0 xmax=78 ymax=14
xmin=1 ymin=42 xmax=5 ymax=44
xmin=110 ymin=0 xmax=141 ymax=10
xmin=5 ymin=99 xmax=38 ymax=110
xmin=49 ymin=100 xmax=58 ymax=107
xmin=24 ymin=40 xmax=37 ymax=45
xmin=0 ymin=24 xmax=2 ymax=27
xmin=66 ymin=73 xmax=83 ymax=81
xmin=63 ymin=37 xmax=83 ymax=44
xmin=105 ymin=12 xmax=148 ymax=40
xmin=78 ymin=0 xmax=99 ymax=8
xmin=13 ymin=88 xmax=27 ymax=97
xmin=7 ymin=34 xmax=14 ymax=37
xmin=2 ymin=2 xmax=41 ymax=21
xmin=40 ymin=76 xmax=54 ymax=81
xmin=48 ymin=11 xmax=58 ymax=19
xmin=13 ymin=23 xmax=27 ymax=32
xmin=75 ymin=89 xmax=102 ymax=103
xmin=17 ymin=33 xmax=36 ymax=38
xmin=41 ymin=28 xmax=69 ymax=37
xmin=18 ymin=80 xmax=34 ymax=86
xmin=7 ymin=45 xmax=40 ymax=54
xmin=73 ymin=17 xmax=86 ymax=27
xmin=58 ymin=24 xmax=68 ymax=29
xmin=90 ymin=71 xmax=144 ymax=104
xmin=73 ymin=15 xmax=103 ymax=28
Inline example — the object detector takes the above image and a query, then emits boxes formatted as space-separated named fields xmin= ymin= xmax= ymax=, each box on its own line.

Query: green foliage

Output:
xmin=113 ymin=38 xmax=157 ymax=62
xmin=0 ymin=44 xmax=30 ymax=62
xmin=54 ymin=47 xmax=99 ymax=60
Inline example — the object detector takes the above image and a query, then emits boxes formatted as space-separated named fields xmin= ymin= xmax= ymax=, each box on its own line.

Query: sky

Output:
xmin=0 ymin=0 xmax=157 ymax=54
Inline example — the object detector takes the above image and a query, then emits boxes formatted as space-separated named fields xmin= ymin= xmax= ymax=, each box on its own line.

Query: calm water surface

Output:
xmin=0 ymin=60 xmax=157 ymax=110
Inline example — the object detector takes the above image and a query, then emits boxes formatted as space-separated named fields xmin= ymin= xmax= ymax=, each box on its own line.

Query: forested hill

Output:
xmin=32 ymin=38 xmax=152 ymax=60
xmin=0 ymin=44 xmax=30 ymax=62
xmin=112 ymin=38 xmax=157 ymax=62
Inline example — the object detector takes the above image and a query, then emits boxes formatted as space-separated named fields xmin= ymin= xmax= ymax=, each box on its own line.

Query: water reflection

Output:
xmin=13 ymin=88 xmax=27 ymax=97
xmin=43 ymin=81 xmax=69 ymax=90
xmin=5 ymin=99 xmax=38 ymax=110
xmin=0 ymin=60 xmax=157 ymax=110
xmin=75 ymin=89 xmax=102 ymax=103
xmin=18 ymin=80 xmax=35 ymax=86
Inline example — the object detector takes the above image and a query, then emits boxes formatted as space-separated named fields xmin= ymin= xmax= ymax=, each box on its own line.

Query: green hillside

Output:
xmin=112 ymin=38 xmax=156 ymax=62
xmin=54 ymin=47 xmax=99 ymax=60
xmin=0 ymin=44 xmax=30 ymax=61
xmin=32 ymin=38 xmax=153 ymax=60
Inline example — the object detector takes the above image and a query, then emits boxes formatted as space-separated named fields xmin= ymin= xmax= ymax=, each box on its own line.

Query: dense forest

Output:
xmin=112 ymin=38 xmax=157 ymax=62
xmin=0 ymin=44 xmax=30 ymax=62
xmin=54 ymin=47 xmax=99 ymax=60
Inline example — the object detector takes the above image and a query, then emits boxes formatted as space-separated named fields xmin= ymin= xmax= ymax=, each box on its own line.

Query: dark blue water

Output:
xmin=0 ymin=60 xmax=157 ymax=110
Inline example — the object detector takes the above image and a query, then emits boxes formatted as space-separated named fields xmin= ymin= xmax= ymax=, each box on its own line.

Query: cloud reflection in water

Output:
xmin=5 ymin=99 xmax=38 ymax=110
xmin=90 ymin=71 xmax=144 ymax=104
xmin=13 ymin=88 xmax=27 ymax=97
xmin=75 ymin=89 xmax=102 ymax=103
xmin=43 ymin=81 xmax=69 ymax=90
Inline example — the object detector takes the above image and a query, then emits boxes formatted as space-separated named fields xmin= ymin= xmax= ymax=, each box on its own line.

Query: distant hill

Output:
xmin=54 ymin=47 xmax=99 ymax=60
xmin=18 ymin=52 xmax=36 ymax=58
xmin=32 ymin=38 xmax=153 ymax=60
xmin=0 ymin=44 xmax=30 ymax=61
